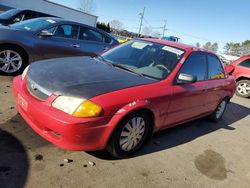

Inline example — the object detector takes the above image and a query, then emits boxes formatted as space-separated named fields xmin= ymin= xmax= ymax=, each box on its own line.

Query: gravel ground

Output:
xmin=0 ymin=75 xmax=250 ymax=188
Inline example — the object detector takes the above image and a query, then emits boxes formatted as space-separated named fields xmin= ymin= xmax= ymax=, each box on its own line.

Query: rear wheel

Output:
xmin=0 ymin=46 xmax=27 ymax=75
xmin=106 ymin=112 xmax=151 ymax=158
xmin=208 ymin=98 xmax=228 ymax=122
xmin=236 ymin=79 xmax=250 ymax=98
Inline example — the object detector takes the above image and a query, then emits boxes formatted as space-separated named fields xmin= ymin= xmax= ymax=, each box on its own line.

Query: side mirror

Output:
xmin=224 ymin=65 xmax=235 ymax=75
xmin=177 ymin=73 xmax=197 ymax=84
xmin=13 ymin=17 xmax=20 ymax=23
xmin=39 ymin=30 xmax=53 ymax=37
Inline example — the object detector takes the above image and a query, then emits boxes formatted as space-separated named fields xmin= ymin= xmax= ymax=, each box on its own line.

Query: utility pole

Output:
xmin=138 ymin=7 xmax=145 ymax=37
xmin=162 ymin=20 xmax=167 ymax=38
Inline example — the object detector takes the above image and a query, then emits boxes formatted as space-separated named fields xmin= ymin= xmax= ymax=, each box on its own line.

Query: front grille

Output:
xmin=26 ymin=76 xmax=51 ymax=101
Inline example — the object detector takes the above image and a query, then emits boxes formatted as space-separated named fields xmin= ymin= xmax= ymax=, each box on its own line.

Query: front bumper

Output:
xmin=13 ymin=76 xmax=117 ymax=151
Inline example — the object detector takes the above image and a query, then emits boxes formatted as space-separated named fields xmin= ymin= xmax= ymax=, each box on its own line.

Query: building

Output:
xmin=0 ymin=0 xmax=97 ymax=26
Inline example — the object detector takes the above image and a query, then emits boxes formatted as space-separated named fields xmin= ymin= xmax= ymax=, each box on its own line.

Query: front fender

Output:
xmin=115 ymin=99 xmax=152 ymax=116
xmin=102 ymin=99 xmax=156 ymax=147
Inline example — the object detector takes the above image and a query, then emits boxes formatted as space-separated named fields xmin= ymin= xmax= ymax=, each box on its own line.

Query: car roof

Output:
xmin=139 ymin=38 xmax=192 ymax=50
xmin=138 ymin=38 xmax=216 ymax=54
xmin=27 ymin=17 xmax=93 ymax=27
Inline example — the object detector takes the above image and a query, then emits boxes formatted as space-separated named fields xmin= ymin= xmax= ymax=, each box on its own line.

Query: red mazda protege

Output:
xmin=13 ymin=39 xmax=236 ymax=158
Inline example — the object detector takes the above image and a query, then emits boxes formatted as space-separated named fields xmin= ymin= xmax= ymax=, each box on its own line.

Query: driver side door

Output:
xmin=166 ymin=52 xmax=208 ymax=126
xmin=34 ymin=24 xmax=85 ymax=61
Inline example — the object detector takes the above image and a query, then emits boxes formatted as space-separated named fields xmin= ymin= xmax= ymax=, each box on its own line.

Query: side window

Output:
xmin=13 ymin=13 xmax=25 ymax=22
xmin=79 ymin=27 xmax=105 ymax=43
xmin=239 ymin=59 xmax=250 ymax=68
xmin=53 ymin=25 xmax=79 ymax=39
xmin=207 ymin=54 xmax=225 ymax=79
xmin=178 ymin=52 xmax=207 ymax=81
xmin=104 ymin=35 xmax=112 ymax=44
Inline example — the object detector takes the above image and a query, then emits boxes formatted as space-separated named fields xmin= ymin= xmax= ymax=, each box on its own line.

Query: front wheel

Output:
xmin=236 ymin=80 xmax=250 ymax=98
xmin=106 ymin=112 xmax=151 ymax=158
xmin=208 ymin=98 xmax=228 ymax=122
xmin=0 ymin=46 xmax=27 ymax=75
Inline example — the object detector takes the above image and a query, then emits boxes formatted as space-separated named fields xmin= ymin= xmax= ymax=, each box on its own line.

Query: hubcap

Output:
xmin=0 ymin=50 xmax=22 ymax=73
xmin=216 ymin=100 xmax=226 ymax=119
xmin=119 ymin=117 xmax=146 ymax=151
xmin=237 ymin=83 xmax=250 ymax=95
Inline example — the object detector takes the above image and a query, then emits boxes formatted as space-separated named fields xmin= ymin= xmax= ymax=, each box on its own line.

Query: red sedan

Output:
xmin=226 ymin=55 xmax=250 ymax=98
xmin=13 ymin=39 xmax=236 ymax=158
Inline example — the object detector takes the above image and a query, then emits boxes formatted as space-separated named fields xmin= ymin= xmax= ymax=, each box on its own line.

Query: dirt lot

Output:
xmin=0 ymin=75 xmax=250 ymax=188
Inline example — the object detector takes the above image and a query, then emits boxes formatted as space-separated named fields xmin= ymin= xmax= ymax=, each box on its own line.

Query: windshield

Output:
xmin=0 ymin=9 xmax=20 ymax=19
xmin=99 ymin=40 xmax=185 ymax=80
xmin=11 ymin=18 xmax=56 ymax=31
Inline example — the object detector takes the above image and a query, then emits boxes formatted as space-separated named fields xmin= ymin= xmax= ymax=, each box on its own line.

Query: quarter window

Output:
xmin=207 ymin=54 xmax=225 ymax=79
xmin=79 ymin=27 xmax=105 ymax=43
xmin=178 ymin=52 xmax=207 ymax=81
xmin=239 ymin=59 xmax=250 ymax=68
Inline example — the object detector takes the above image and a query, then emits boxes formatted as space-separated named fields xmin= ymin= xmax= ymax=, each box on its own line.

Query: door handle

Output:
xmin=71 ymin=44 xmax=80 ymax=48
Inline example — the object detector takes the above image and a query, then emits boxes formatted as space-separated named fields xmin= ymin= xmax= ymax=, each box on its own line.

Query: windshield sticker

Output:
xmin=46 ymin=19 xmax=56 ymax=24
xmin=162 ymin=46 xmax=184 ymax=55
xmin=131 ymin=42 xmax=152 ymax=49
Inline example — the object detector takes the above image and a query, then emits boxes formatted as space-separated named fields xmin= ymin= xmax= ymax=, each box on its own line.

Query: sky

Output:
xmin=50 ymin=0 xmax=250 ymax=52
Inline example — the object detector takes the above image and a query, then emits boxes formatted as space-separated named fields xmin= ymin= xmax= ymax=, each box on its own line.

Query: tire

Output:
xmin=236 ymin=79 xmax=250 ymax=98
xmin=208 ymin=98 xmax=228 ymax=122
xmin=0 ymin=46 xmax=28 ymax=76
xmin=106 ymin=111 xmax=151 ymax=158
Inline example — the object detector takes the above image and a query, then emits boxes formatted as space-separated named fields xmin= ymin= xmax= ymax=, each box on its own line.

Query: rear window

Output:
xmin=239 ymin=59 xmax=250 ymax=68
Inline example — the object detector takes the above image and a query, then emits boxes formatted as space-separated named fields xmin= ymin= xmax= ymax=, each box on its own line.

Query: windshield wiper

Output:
xmin=112 ymin=63 xmax=146 ymax=77
xmin=95 ymin=55 xmax=114 ymax=67
xmin=95 ymin=56 xmax=152 ymax=79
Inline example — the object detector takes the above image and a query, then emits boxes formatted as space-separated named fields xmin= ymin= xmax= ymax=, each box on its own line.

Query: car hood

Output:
xmin=0 ymin=25 xmax=32 ymax=36
xmin=27 ymin=56 xmax=156 ymax=99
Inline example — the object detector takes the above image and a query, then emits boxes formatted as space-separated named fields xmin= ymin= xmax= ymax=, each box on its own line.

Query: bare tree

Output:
xmin=78 ymin=0 xmax=95 ymax=13
xmin=109 ymin=20 xmax=123 ymax=31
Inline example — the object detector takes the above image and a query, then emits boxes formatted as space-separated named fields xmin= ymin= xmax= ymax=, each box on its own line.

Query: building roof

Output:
xmin=44 ymin=0 xmax=97 ymax=18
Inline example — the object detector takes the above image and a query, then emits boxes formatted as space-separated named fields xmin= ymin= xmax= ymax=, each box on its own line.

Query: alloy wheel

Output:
xmin=237 ymin=82 xmax=250 ymax=96
xmin=0 ymin=50 xmax=22 ymax=73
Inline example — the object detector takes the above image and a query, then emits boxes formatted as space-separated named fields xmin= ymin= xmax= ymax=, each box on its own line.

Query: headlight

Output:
xmin=22 ymin=65 xmax=30 ymax=80
xmin=52 ymin=96 xmax=102 ymax=118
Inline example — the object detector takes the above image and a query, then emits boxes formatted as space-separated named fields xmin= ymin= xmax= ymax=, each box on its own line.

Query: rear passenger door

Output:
xmin=204 ymin=54 xmax=226 ymax=112
xmin=166 ymin=52 xmax=208 ymax=126
xmin=77 ymin=26 xmax=113 ymax=55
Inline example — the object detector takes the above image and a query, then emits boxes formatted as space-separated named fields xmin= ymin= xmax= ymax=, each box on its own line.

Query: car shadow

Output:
xmin=88 ymin=101 xmax=250 ymax=160
xmin=0 ymin=128 xmax=29 ymax=188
